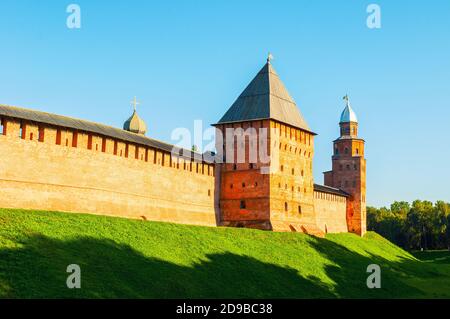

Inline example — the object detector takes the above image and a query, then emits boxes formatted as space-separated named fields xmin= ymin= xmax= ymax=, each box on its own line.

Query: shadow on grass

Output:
xmin=0 ymin=233 xmax=444 ymax=298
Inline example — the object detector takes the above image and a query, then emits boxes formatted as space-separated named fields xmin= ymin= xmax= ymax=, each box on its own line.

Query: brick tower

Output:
xmin=324 ymin=96 xmax=366 ymax=236
xmin=213 ymin=56 xmax=320 ymax=234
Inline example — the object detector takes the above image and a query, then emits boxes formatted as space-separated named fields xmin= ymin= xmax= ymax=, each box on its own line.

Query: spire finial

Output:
xmin=267 ymin=52 xmax=274 ymax=64
xmin=343 ymin=94 xmax=350 ymax=106
xmin=131 ymin=96 xmax=140 ymax=111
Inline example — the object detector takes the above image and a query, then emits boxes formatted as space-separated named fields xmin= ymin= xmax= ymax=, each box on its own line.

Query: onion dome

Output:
xmin=123 ymin=97 xmax=147 ymax=135
xmin=340 ymin=95 xmax=358 ymax=123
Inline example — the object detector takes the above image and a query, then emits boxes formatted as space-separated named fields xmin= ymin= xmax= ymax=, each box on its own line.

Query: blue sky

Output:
xmin=1 ymin=0 xmax=449 ymax=207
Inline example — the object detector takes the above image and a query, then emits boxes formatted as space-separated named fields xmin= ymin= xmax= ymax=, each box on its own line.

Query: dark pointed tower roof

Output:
xmin=215 ymin=59 xmax=313 ymax=133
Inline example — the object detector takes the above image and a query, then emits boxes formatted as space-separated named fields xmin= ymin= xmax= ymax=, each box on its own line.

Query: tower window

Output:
xmin=346 ymin=164 xmax=350 ymax=170
xmin=284 ymin=202 xmax=288 ymax=211
xmin=240 ymin=201 xmax=246 ymax=209
xmin=230 ymin=184 xmax=233 ymax=189
xmin=344 ymin=148 xmax=348 ymax=154
xmin=292 ymin=168 xmax=295 ymax=175
xmin=280 ymin=165 xmax=284 ymax=172
xmin=335 ymin=148 xmax=339 ymax=155
xmin=356 ymin=148 xmax=359 ymax=155
xmin=29 ymin=132 xmax=33 ymax=140
xmin=242 ymin=183 xmax=245 ymax=188
xmin=298 ymin=206 xmax=302 ymax=214
xmin=301 ymin=170 xmax=304 ymax=177
xmin=208 ymin=189 xmax=211 ymax=197
xmin=354 ymin=164 xmax=357 ymax=170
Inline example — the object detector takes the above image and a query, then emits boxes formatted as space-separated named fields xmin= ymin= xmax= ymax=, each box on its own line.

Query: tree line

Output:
xmin=367 ymin=200 xmax=450 ymax=251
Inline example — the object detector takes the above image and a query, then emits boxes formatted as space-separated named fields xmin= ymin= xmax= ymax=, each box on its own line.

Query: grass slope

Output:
xmin=0 ymin=208 xmax=449 ymax=298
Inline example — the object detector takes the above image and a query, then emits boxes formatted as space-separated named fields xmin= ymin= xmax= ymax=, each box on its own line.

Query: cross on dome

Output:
xmin=131 ymin=96 xmax=140 ymax=111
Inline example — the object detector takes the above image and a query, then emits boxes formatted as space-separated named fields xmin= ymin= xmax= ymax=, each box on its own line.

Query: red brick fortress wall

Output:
xmin=0 ymin=117 xmax=217 ymax=226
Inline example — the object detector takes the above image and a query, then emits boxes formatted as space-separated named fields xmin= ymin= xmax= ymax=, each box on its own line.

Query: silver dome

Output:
xmin=340 ymin=97 xmax=358 ymax=123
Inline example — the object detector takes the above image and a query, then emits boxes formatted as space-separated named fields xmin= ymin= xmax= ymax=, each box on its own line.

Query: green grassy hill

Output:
xmin=0 ymin=208 xmax=449 ymax=298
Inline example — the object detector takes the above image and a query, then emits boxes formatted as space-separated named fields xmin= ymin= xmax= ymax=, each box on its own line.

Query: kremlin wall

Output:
xmin=0 ymin=59 xmax=366 ymax=237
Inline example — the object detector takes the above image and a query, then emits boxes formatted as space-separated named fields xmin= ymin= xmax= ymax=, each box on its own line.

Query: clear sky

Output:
xmin=1 ymin=0 xmax=449 ymax=207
